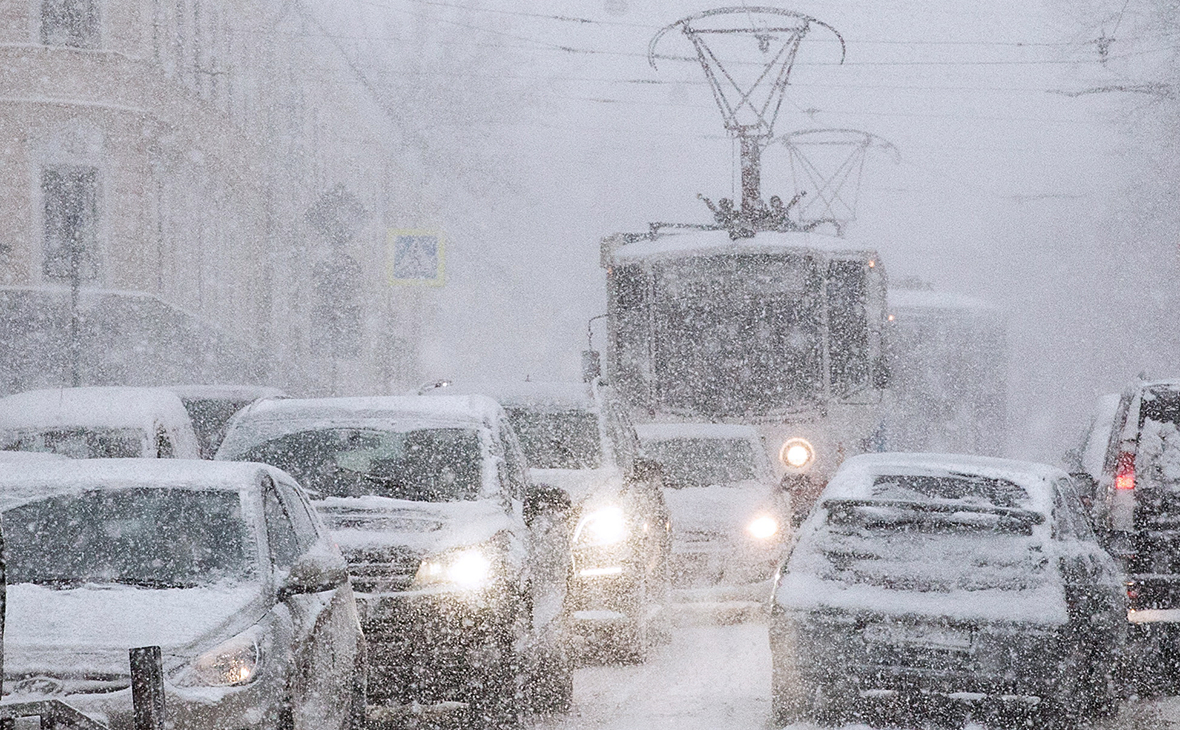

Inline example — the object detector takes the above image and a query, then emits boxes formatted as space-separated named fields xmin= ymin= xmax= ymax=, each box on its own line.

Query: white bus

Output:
xmin=885 ymin=285 xmax=1007 ymax=456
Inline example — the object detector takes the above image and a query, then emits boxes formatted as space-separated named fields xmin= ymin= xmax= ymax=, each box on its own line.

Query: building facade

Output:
xmin=0 ymin=0 xmax=432 ymax=395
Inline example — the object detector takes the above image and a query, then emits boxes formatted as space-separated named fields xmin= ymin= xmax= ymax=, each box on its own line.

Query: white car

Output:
xmin=216 ymin=395 xmax=574 ymax=721
xmin=636 ymin=423 xmax=790 ymax=611
xmin=0 ymin=386 xmax=199 ymax=459
xmin=0 ymin=458 xmax=365 ymax=730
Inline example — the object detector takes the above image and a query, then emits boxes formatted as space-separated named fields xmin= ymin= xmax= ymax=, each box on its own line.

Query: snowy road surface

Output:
xmin=535 ymin=621 xmax=1180 ymax=730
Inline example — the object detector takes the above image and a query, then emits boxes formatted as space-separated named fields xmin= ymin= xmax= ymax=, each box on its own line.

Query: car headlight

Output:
xmin=780 ymin=438 xmax=815 ymax=469
xmin=175 ymin=628 xmax=262 ymax=687
xmin=574 ymin=505 xmax=628 ymax=546
xmin=414 ymin=547 xmax=494 ymax=589
xmin=747 ymin=515 xmax=779 ymax=540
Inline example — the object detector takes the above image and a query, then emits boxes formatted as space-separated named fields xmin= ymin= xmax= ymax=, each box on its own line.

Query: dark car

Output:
xmin=216 ymin=395 xmax=574 ymax=725
xmin=770 ymin=453 xmax=1125 ymax=728
xmin=441 ymin=381 xmax=672 ymax=663
xmin=0 ymin=459 xmax=365 ymax=730
xmin=168 ymin=385 xmax=286 ymax=459
xmin=1069 ymin=380 xmax=1180 ymax=685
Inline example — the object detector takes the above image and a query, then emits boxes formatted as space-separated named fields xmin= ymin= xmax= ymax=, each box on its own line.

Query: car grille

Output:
xmin=344 ymin=545 xmax=421 ymax=593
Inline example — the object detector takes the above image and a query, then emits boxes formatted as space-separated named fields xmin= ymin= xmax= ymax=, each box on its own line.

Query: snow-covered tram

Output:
xmin=600 ymin=227 xmax=890 ymax=512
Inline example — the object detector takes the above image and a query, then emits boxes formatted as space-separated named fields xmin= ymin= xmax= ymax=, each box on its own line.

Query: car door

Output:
xmin=265 ymin=475 xmax=358 ymax=730
xmin=1053 ymin=478 xmax=1126 ymax=643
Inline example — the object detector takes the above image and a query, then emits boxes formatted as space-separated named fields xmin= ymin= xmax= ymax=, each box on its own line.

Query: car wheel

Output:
xmin=527 ymin=643 xmax=573 ymax=714
xmin=466 ymin=632 xmax=525 ymax=730
xmin=347 ymin=652 xmax=368 ymax=730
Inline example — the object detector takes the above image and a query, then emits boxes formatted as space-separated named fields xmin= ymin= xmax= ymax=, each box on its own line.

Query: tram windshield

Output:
xmin=651 ymin=253 xmax=825 ymax=416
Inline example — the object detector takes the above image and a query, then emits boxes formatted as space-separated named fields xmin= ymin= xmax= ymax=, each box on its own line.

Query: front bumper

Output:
xmin=45 ymin=677 xmax=279 ymax=730
xmin=357 ymin=588 xmax=517 ymax=704
xmin=770 ymin=611 xmax=1068 ymax=699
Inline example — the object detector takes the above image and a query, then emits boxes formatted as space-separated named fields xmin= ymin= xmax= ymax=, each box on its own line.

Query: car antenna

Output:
xmin=416 ymin=379 xmax=452 ymax=395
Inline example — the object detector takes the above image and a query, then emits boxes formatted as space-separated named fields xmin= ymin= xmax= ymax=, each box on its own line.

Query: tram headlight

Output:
xmin=780 ymin=438 xmax=815 ymax=470
xmin=747 ymin=515 xmax=780 ymax=540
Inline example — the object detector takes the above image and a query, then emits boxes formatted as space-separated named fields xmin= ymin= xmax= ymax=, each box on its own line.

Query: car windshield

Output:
xmin=0 ymin=428 xmax=145 ymax=458
xmin=642 ymin=437 xmax=758 ymax=488
xmin=236 ymin=427 xmax=483 ymax=501
xmin=504 ymin=408 xmax=602 ymax=469
xmin=4 ymin=487 xmax=253 ymax=588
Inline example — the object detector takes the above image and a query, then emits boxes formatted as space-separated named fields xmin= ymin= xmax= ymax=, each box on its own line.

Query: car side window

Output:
xmin=155 ymin=427 xmax=176 ymax=459
xmin=277 ymin=480 xmax=319 ymax=551
xmin=1101 ymin=394 xmax=1133 ymax=475
xmin=1053 ymin=478 xmax=1095 ymax=542
xmin=263 ymin=477 xmax=302 ymax=569
xmin=498 ymin=421 xmax=528 ymax=501
xmin=605 ymin=402 xmax=638 ymax=473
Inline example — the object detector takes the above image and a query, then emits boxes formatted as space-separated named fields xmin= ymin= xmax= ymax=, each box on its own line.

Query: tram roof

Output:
xmin=607 ymin=229 xmax=877 ymax=264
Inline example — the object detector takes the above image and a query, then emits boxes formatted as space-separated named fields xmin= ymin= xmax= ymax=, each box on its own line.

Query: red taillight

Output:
xmin=1115 ymin=451 xmax=1136 ymax=491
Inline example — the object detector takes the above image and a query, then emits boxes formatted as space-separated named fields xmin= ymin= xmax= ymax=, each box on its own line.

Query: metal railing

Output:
xmin=0 ymin=646 xmax=165 ymax=730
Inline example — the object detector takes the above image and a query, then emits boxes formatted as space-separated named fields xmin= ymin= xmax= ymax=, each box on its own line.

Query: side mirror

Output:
xmin=278 ymin=550 xmax=349 ymax=601
xmin=524 ymin=483 xmax=572 ymax=524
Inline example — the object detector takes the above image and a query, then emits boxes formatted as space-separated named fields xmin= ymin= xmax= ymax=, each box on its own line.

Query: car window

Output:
xmin=277 ymin=480 xmax=319 ymax=552
xmin=1 ymin=428 xmax=144 ymax=459
xmin=504 ymin=407 xmax=603 ymax=469
xmin=155 ymin=427 xmax=176 ymax=459
xmin=642 ymin=437 xmax=758 ymax=488
xmin=499 ymin=421 xmax=529 ymax=500
xmin=236 ymin=427 xmax=483 ymax=502
xmin=3 ymin=487 xmax=254 ymax=587
xmin=605 ymin=401 xmax=639 ymax=473
xmin=263 ymin=477 xmax=302 ymax=569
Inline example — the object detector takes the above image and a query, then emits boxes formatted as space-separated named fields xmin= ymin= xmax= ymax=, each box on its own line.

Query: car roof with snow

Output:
xmin=432 ymin=381 xmax=597 ymax=411
xmin=823 ymin=452 xmax=1063 ymax=515
xmin=888 ymin=289 xmax=1000 ymax=313
xmin=0 ymin=458 xmax=279 ymax=507
xmin=0 ymin=386 xmax=193 ymax=433
xmin=166 ymin=384 xmax=287 ymax=401
xmin=0 ymin=451 xmax=69 ymax=464
xmin=217 ymin=395 xmax=504 ymax=459
xmin=635 ymin=422 xmax=761 ymax=441
xmin=607 ymin=229 xmax=877 ymax=263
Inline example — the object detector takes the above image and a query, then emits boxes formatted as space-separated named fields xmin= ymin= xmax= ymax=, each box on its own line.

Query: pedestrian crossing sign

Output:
xmin=387 ymin=230 xmax=445 ymax=286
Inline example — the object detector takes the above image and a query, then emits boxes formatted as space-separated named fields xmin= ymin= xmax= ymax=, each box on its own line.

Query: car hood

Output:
xmin=664 ymin=481 xmax=781 ymax=537
xmin=316 ymin=495 xmax=513 ymax=556
xmin=4 ymin=582 xmax=265 ymax=679
xmin=530 ymin=467 xmax=625 ymax=503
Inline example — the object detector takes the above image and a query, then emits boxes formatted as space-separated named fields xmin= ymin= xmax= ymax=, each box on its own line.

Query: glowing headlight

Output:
xmin=176 ymin=629 xmax=261 ymax=687
xmin=780 ymin=438 xmax=815 ymax=469
xmin=574 ymin=506 xmax=628 ymax=546
xmin=747 ymin=515 xmax=780 ymax=540
xmin=414 ymin=547 xmax=494 ymax=589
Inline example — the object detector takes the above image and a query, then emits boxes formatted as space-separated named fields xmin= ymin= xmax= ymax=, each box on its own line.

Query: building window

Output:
xmin=42 ymin=166 xmax=100 ymax=283
xmin=41 ymin=0 xmax=99 ymax=48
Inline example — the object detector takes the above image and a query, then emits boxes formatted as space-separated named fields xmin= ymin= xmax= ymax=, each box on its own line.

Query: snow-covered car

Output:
xmin=770 ymin=453 xmax=1125 ymax=727
xmin=442 ymin=381 xmax=672 ymax=662
xmin=636 ymin=423 xmax=790 ymax=610
xmin=1068 ymin=381 xmax=1180 ymax=685
xmin=167 ymin=384 xmax=287 ymax=459
xmin=216 ymin=395 xmax=574 ymax=722
xmin=0 ymin=458 xmax=365 ymax=730
xmin=0 ymin=386 xmax=200 ymax=459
